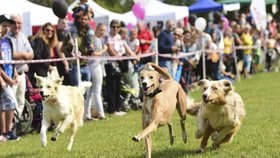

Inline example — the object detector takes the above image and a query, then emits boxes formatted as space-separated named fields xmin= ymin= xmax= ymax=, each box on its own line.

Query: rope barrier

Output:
xmin=0 ymin=45 xmax=259 ymax=64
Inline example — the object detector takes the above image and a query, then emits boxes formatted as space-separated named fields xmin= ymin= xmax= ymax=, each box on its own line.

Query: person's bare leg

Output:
xmin=6 ymin=110 xmax=14 ymax=132
xmin=0 ymin=111 xmax=7 ymax=134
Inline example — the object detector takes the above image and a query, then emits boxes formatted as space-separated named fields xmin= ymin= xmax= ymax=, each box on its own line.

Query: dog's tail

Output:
xmin=79 ymin=81 xmax=92 ymax=94
xmin=186 ymin=97 xmax=201 ymax=116
xmin=145 ymin=62 xmax=172 ymax=79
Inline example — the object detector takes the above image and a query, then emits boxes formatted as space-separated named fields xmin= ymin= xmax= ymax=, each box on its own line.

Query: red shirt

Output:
xmin=137 ymin=29 xmax=153 ymax=53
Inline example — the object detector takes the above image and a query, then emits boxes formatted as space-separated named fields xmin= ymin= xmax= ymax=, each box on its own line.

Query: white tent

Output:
xmin=143 ymin=0 xmax=189 ymax=21
xmin=0 ymin=0 xmax=58 ymax=36
xmin=68 ymin=0 xmax=137 ymax=25
xmin=0 ymin=0 xmax=58 ymax=26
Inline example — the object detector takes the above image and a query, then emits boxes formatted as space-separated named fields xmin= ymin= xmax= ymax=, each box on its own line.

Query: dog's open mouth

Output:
xmin=142 ymin=84 xmax=154 ymax=95
xmin=41 ymin=95 xmax=50 ymax=101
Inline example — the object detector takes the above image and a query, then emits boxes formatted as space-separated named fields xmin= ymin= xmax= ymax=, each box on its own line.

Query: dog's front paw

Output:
xmin=195 ymin=147 xmax=205 ymax=153
xmin=212 ymin=142 xmax=220 ymax=149
xmin=195 ymin=130 xmax=204 ymax=139
xmin=51 ymin=136 xmax=57 ymax=141
xmin=41 ymin=140 xmax=47 ymax=147
xmin=132 ymin=136 xmax=141 ymax=142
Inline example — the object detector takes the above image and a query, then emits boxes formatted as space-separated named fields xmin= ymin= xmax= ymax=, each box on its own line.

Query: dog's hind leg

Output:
xmin=40 ymin=119 xmax=51 ymax=147
xmin=58 ymin=115 xmax=73 ymax=134
xmin=145 ymin=134 xmax=152 ymax=158
xmin=212 ymin=125 xmax=240 ymax=149
xmin=176 ymin=87 xmax=187 ymax=143
xmin=67 ymin=122 xmax=78 ymax=151
xmin=51 ymin=121 xmax=63 ymax=141
xmin=168 ymin=123 xmax=174 ymax=145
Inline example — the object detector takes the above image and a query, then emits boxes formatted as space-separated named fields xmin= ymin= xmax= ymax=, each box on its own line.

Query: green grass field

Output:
xmin=1 ymin=72 xmax=280 ymax=158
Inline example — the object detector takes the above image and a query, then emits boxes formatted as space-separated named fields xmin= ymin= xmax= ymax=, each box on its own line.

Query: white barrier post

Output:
xmin=75 ymin=38 xmax=81 ymax=86
xmin=155 ymin=38 xmax=158 ymax=65
xmin=202 ymin=50 xmax=206 ymax=79
xmin=202 ymin=37 xmax=206 ymax=79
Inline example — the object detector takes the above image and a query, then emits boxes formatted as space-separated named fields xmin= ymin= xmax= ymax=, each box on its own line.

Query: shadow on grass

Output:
xmin=127 ymin=146 xmax=219 ymax=158
xmin=127 ymin=148 xmax=199 ymax=158
xmin=3 ymin=151 xmax=39 ymax=158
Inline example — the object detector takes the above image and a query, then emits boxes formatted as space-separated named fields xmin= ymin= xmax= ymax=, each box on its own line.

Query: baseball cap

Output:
xmin=0 ymin=14 xmax=15 ymax=24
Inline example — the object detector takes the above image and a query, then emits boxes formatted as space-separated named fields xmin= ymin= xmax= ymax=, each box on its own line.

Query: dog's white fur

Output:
xmin=187 ymin=79 xmax=245 ymax=152
xmin=132 ymin=63 xmax=187 ymax=158
xmin=35 ymin=69 xmax=91 ymax=151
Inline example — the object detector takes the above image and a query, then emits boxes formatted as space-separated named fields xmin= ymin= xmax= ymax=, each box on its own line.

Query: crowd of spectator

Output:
xmin=1 ymin=0 xmax=280 ymax=142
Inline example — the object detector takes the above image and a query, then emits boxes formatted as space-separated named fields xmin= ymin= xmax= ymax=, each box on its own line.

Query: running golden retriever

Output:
xmin=35 ymin=71 xmax=91 ymax=151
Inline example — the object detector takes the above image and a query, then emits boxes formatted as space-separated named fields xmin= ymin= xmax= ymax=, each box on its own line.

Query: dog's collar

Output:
xmin=145 ymin=88 xmax=162 ymax=98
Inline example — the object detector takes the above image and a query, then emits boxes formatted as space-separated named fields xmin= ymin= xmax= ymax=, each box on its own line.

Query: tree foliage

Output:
xmin=28 ymin=0 xmax=194 ymax=13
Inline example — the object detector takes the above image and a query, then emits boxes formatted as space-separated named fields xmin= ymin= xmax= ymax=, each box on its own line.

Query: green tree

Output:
xmin=28 ymin=0 xmax=192 ymax=13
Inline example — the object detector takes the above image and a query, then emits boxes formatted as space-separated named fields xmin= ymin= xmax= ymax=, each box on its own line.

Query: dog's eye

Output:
xmin=47 ymin=85 xmax=51 ymax=89
xmin=203 ymin=87 xmax=207 ymax=91
xmin=140 ymin=76 xmax=144 ymax=80
xmin=38 ymin=86 xmax=42 ymax=89
xmin=212 ymin=86 xmax=218 ymax=91
xmin=149 ymin=76 xmax=153 ymax=79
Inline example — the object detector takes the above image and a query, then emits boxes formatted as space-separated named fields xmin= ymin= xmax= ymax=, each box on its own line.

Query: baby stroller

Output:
xmin=12 ymin=74 xmax=42 ymax=136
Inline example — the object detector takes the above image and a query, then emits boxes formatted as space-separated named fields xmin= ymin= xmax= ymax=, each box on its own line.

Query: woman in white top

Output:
xmin=84 ymin=23 xmax=107 ymax=120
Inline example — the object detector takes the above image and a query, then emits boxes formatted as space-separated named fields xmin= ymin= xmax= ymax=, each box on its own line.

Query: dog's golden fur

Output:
xmin=187 ymin=79 xmax=245 ymax=152
xmin=132 ymin=62 xmax=187 ymax=158
xmin=35 ymin=70 xmax=91 ymax=151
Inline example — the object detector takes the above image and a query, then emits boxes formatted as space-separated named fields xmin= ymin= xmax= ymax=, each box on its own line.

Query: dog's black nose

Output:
xmin=40 ymin=91 xmax=44 ymax=97
xmin=202 ymin=94 xmax=207 ymax=101
xmin=142 ymin=82 xmax=147 ymax=87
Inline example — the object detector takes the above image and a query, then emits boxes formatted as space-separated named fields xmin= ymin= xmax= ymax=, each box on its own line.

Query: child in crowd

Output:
xmin=127 ymin=29 xmax=140 ymax=98
xmin=71 ymin=0 xmax=94 ymax=53
xmin=0 ymin=20 xmax=20 ymax=141
xmin=173 ymin=28 xmax=184 ymax=80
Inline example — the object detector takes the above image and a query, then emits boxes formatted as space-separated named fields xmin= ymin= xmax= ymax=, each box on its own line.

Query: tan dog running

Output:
xmin=187 ymin=79 xmax=246 ymax=153
xmin=132 ymin=62 xmax=187 ymax=158
xmin=35 ymin=71 xmax=91 ymax=151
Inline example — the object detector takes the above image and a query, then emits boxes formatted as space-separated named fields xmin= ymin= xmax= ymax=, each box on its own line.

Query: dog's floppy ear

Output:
xmin=198 ymin=79 xmax=208 ymax=87
xmin=221 ymin=79 xmax=233 ymax=93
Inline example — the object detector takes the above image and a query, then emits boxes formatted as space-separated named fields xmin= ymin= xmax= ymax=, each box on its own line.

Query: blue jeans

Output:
xmin=69 ymin=64 xmax=91 ymax=86
xmin=158 ymin=60 xmax=172 ymax=75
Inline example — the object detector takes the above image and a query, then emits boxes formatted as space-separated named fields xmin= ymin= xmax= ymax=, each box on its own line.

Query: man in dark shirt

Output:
xmin=157 ymin=20 xmax=178 ymax=75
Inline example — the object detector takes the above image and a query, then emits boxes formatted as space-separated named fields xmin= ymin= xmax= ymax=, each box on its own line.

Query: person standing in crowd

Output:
xmin=61 ymin=14 xmax=93 ymax=86
xmin=56 ymin=18 xmax=70 ymax=85
xmin=7 ymin=14 xmax=34 ymax=117
xmin=71 ymin=0 xmax=94 ymax=53
xmin=126 ymin=29 xmax=140 ymax=100
xmin=241 ymin=24 xmax=253 ymax=78
xmin=137 ymin=22 xmax=153 ymax=68
xmin=223 ymin=28 xmax=235 ymax=75
xmin=84 ymin=23 xmax=107 ymax=120
xmin=0 ymin=20 xmax=20 ymax=141
xmin=0 ymin=15 xmax=11 ymax=38
xmin=28 ymin=22 xmax=58 ymax=84
xmin=105 ymin=19 xmax=137 ymax=116
xmin=158 ymin=20 xmax=178 ymax=75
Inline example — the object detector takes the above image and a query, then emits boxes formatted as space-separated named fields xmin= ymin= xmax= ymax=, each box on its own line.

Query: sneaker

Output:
xmin=113 ymin=111 xmax=127 ymax=116
xmin=5 ymin=132 xmax=20 ymax=141
xmin=0 ymin=135 xmax=6 ymax=142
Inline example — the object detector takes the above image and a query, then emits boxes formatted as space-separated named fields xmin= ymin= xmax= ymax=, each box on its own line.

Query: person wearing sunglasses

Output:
xmin=28 ymin=22 xmax=58 ymax=85
xmin=104 ymin=19 xmax=138 ymax=116
xmin=7 ymin=14 xmax=34 ymax=117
